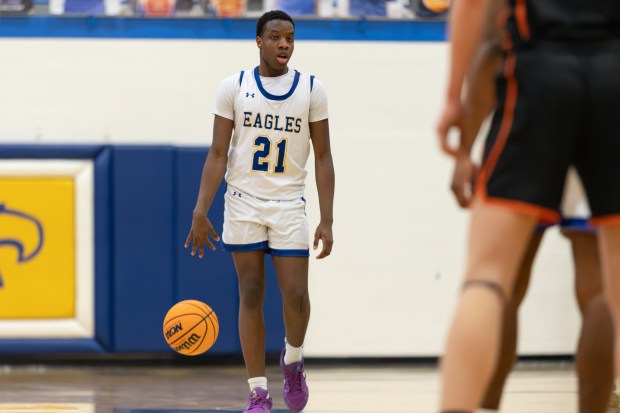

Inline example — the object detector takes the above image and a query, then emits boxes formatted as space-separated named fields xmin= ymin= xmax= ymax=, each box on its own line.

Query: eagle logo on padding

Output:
xmin=0 ymin=204 xmax=44 ymax=288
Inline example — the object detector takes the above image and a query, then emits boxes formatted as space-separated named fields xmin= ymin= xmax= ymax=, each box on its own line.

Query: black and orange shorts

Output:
xmin=477 ymin=40 xmax=620 ymax=226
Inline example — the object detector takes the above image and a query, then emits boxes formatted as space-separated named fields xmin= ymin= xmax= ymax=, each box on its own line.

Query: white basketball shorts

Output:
xmin=221 ymin=185 xmax=310 ymax=257
xmin=559 ymin=168 xmax=594 ymax=232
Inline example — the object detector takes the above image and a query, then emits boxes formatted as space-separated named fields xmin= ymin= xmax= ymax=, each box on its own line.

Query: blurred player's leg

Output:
xmin=440 ymin=202 xmax=536 ymax=412
xmin=597 ymin=225 xmax=620 ymax=384
xmin=564 ymin=230 xmax=615 ymax=413
xmin=479 ymin=232 xmax=543 ymax=411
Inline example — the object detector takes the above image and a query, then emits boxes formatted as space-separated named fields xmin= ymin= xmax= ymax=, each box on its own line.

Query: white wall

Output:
xmin=0 ymin=38 xmax=579 ymax=357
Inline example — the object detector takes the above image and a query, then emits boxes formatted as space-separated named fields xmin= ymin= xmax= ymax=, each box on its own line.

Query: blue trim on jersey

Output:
xmin=310 ymin=75 xmax=315 ymax=92
xmin=0 ymin=17 xmax=447 ymax=41
xmin=270 ymin=248 xmax=310 ymax=257
xmin=222 ymin=240 xmax=269 ymax=252
xmin=239 ymin=70 xmax=245 ymax=86
xmin=253 ymin=67 xmax=300 ymax=101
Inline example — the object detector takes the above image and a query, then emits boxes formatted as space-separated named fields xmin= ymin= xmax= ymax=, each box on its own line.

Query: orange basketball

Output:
xmin=163 ymin=300 xmax=219 ymax=356
xmin=422 ymin=0 xmax=450 ymax=12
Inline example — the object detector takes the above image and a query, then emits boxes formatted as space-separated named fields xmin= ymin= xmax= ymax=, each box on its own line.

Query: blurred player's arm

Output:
xmin=460 ymin=0 xmax=505 ymax=155
xmin=441 ymin=0 xmax=506 ymax=207
xmin=436 ymin=0 xmax=502 ymax=156
xmin=310 ymin=118 xmax=335 ymax=259
xmin=185 ymin=114 xmax=233 ymax=258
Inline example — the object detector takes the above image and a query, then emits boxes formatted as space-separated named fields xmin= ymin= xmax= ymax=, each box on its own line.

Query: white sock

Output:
xmin=248 ymin=376 xmax=268 ymax=392
xmin=284 ymin=339 xmax=303 ymax=365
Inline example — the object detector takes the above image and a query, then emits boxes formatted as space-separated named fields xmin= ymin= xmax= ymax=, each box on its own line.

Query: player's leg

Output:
xmin=233 ymin=250 xmax=268 ymax=378
xmin=440 ymin=201 xmax=537 ymax=412
xmin=577 ymin=43 xmax=620 ymax=385
xmin=221 ymin=187 xmax=273 ymax=412
xmin=272 ymin=257 xmax=311 ymax=412
xmin=597 ymin=225 xmax=620 ymax=382
xmin=273 ymin=256 xmax=310 ymax=349
xmin=267 ymin=196 xmax=311 ymax=412
xmin=232 ymin=250 xmax=274 ymax=413
xmin=563 ymin=229 xmax=614 ymax=413
xmin=479 ymin=231 xmax=543 ymax=412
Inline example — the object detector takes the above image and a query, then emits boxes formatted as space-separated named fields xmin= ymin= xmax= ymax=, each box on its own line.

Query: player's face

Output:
xmin=257 ymin=19 xmax=295 ymax=75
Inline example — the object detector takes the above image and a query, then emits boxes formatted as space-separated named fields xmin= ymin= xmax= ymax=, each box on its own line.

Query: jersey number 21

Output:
xmin=252 ymin=136 xmax=288 ymax=173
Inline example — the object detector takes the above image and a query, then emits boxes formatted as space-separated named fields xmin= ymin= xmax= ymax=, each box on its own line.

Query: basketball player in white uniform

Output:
xmin=185 ymin=10 xmax=335 ymax=413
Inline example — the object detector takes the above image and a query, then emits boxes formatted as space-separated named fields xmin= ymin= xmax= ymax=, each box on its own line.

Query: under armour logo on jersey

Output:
xmin=245 ymin=92 xmax=255 ymax=98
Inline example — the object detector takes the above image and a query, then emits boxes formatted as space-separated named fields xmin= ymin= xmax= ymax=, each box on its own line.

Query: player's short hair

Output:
xmin=256 ymin=10 xmax=295 ymax=37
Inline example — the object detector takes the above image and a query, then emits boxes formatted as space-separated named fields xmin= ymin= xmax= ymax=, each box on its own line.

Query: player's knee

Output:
xmin=603 ymin=289 xmax=620 ymax=320
xmin=281 ymin=284 xmax=309 ymax=308
xmin=463 ymin=279 xmax=507 ymax=304
xmin=238 ymin=279 xmax=265 ymax=307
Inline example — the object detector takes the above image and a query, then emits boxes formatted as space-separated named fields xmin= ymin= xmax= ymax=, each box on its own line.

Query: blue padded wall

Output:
xmin=0 ymin=145 xmax=111 ymax=353
xmin=112 ymin=146 xmax=176 ymax=352
xmin=174 ymin=147 xmax=240 ymax=355
xmin=0 ymin=144 xmax=286 ymax=355
xmin=94 ymin=147 xmax=113 ymax=350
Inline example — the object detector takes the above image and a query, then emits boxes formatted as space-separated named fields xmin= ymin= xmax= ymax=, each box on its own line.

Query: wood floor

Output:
xmin=0 ymin=360 xmax=617 ymax=413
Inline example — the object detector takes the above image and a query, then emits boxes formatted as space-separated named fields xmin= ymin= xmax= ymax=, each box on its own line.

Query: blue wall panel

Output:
xmin=175 ymin=147 xmax=240 ymax=355
xmin=94 ymin=147 xmax=113 ymax=350
xmin=112 ymin=146 xmax=176 ymax=352
xmin=0 ymin=144 xmax=287 ymax=355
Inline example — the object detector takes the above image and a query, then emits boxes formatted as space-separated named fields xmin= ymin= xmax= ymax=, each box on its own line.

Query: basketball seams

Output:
xmin=163 ymin=300 xmax=219 ymax=355
xmin=166 ymin=313 xmax=209 ymax=346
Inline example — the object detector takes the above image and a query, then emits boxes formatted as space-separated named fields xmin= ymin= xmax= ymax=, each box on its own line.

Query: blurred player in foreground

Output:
xmin=436 ymin=0 xmax=620 ymax=412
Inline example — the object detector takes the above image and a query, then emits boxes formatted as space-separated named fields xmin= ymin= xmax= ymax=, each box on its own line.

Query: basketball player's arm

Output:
xmin=460 ymin=0 xmax=505 ymax=155
xmin=451 ymin=6 xmax=505 ymax=207
xmin=185 ymin=115 xmax=233 ymax=258
xmin=310 ymin=119 xmax=335 ymax=259
xmin=450 ymin=43 xmax=503 ymax=207
xmin=436 ymin=0 xmax=500 ymax=156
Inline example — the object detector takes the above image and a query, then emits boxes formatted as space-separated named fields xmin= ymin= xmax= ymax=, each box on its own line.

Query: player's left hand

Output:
xmin=313 ymin=221 xmax=333 ymax=259
xmin=436 ymin=99 xmax=466 ymax=157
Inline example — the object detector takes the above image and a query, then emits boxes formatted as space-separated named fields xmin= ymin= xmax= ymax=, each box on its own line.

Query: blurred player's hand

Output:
xmin=185 ymin=212 xmax=220 ymax=258
xmin=436 ymin=99 xmax=466 ymax=157
xmin=451 ymin=154 xmax=478 ymax=208
xmin=313 ymin=222 xmax=333 ymax=259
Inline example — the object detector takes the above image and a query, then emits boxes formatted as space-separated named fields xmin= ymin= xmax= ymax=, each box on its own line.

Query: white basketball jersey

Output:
xmin=220 ymin=67 xmax=319 ymax=200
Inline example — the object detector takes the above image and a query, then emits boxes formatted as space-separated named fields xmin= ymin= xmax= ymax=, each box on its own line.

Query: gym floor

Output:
xmin=0 ymin=360 xmax=617 ymax=413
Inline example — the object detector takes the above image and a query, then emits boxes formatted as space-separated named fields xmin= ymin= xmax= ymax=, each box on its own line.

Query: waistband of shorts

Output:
xmin=227 ymin=185 xmax=303 ymax=203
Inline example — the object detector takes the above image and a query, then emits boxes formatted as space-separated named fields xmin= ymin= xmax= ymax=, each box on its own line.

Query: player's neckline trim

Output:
xmin=253 ymin=67 xmax=300 ymax=101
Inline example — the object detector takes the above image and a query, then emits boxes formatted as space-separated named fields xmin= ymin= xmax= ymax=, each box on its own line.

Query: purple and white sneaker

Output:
xmin=280 ymin=349 xmax=309 ymax=411
xmin=244 ymin=387 xmax=272 ymax=413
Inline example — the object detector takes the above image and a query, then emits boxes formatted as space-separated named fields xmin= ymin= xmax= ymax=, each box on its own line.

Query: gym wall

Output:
xmin=0 ymin=18 xmax=579 ymax=357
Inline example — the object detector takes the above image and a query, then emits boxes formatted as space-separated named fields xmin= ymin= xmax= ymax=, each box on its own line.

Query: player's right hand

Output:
xmin=185 ymin=213 xmax=220 ymax=259
xmin=450 ymin=154 xmax=478 ymax=208
xmin=436 ymin=99 xmax=466 ymax=157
